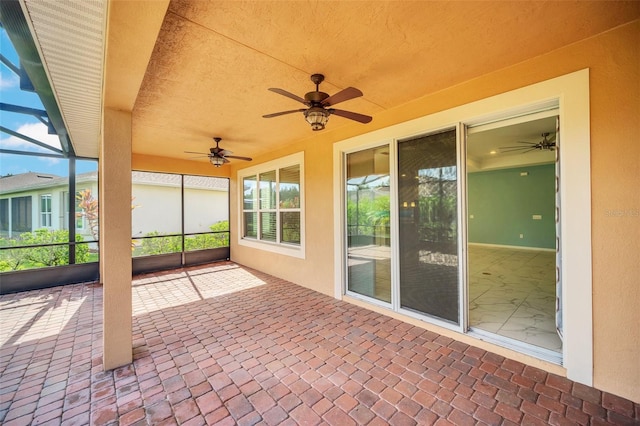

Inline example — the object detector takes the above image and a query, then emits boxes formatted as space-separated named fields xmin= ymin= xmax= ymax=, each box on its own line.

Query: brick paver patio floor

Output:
xmin=1 ymin=261 xmax=638 ymax=425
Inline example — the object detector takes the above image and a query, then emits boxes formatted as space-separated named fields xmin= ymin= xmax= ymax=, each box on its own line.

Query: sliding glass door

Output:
xmin=345 ymin=146 xmax=391 ymax=303
xmin=343 ymin=132 xmax=460 ymax=322
xmin=397 ymin=129 xmax=460 ymax=324
xmin=339 ymin=97 xmax=570 ymax=365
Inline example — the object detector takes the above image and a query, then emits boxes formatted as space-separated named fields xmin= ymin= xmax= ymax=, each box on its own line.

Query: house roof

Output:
xmin=0 ymin=171 xmax=228 ymax=195
xmin=132 ymin=171 xmax=229 ymax=191
xmin=0 ymin=172 xmax=64 ymax=193
xmin=0 ymin=171 xmax=101 ymax=194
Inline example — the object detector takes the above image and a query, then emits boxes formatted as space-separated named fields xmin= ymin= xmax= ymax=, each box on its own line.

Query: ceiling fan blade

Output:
xmin=184 ymin=150 xmax=208 ymax=155
xmin=219 ymin=149 xmax=233 ymax=156
xmin=521 ymin=148 xmax=539 ymax=154
xmin=322 ymin=87 xmax=363 ymax=106
xmin=263 ymin=109 xmax=306 ymax=118
xmin=268 ymin=88 xmax=307 ymax=105
xmin=225 ymin=155 xmax=252 ymax=161
xmin=499 ymin=147 xmax=531 ymax=153
xmin=330 ymin=108 xmax=372 ymax=124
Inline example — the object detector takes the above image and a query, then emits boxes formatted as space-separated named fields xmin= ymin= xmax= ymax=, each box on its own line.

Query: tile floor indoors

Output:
xmin=468 ymin=245 xmax=562 ymax=352
xmin=1 ymin=261 xmax=638 ymax=425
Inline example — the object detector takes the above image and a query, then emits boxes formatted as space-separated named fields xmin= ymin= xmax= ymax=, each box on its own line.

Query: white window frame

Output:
xmin=333 ymin=69 xmax=592 ymax=386
xmin=40 ymin=194 xmax=52 ymax=228
xmin=238 ymin=152 xmax=305 ymax=259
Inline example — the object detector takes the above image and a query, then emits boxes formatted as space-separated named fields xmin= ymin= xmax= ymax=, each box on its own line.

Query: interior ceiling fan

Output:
xmin=263 ymin=73 xmax=372 ymax=131
xmin=499 ymin=132 xmax=556 ymax=154
xmin=185 ymin=137 xmax=252 ymax=167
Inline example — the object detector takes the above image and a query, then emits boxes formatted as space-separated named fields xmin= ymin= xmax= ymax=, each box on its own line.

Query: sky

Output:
xmin=0 ymin=28 xmax=97 ymax=178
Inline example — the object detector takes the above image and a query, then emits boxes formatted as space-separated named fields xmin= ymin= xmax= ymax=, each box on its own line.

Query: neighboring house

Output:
xmin=129 ymin=171 xmax=229 ymax=238
xmin=0 ymin=172 xmax=94 ymax=239
xmin=0 ymin=171 xmax=229 ymax=240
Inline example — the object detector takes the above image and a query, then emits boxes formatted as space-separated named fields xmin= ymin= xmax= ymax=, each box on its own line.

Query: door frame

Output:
xmin=333 ymin=69 xmax=591 ymax=385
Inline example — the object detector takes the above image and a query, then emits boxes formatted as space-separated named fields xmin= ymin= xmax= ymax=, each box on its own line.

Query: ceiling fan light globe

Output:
xmin=304 ymin=107 xmax=329 ymax=131
xmin=210 ymin=156 xmax=225 ymax=167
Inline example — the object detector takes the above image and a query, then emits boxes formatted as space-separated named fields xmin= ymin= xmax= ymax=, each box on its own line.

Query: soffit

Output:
xmin=20 ymin=0 xmax=107 ymax=159
xmin=13 ymin=0 xmax=167 ymax=159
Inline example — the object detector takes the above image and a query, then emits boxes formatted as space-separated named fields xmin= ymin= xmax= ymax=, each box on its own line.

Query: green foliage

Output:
xmin=136 ymin=221 xmax=230 ymax=256
xmin=347 ymin=193 xmax=390 ymax=237
xmin=418 ymin=195 xmax=457 ymax=242
xmin=137 ymin=231 xmax=182 ymax=256
xmin=279 ymin=187 xmax=300 ymax=208
xmin=0 ymin=229 xmax=89 ymax=271
xmin=202 ymin=220 xmax=230 ymax=248
xmin=280 ymin=213 xmax=300 ymax=244
xmin=0 ymin=237 xmax=25 ymax=271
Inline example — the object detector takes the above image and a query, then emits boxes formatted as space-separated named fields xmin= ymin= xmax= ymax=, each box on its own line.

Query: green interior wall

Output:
xmin=467 ymin=163 xmax=556 ymax=249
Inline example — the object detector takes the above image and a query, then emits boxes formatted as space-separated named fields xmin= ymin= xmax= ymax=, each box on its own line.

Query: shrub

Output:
xmin=138 ymin=220 xmax=230 ymax=255
xmin=138 ymin=231 xmax=182 ymax=255
xmin=0 ymin=229 xmax=89 ymax=271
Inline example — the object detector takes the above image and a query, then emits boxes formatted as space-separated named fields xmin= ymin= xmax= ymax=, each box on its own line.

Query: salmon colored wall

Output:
xmin=586 ymin=22 xmax=640 ymax=403
xmin=230 ymin=21 xmax=639 ymax=402
xmin=101 ymin=108 xmax=133 ymax=370
xmin=132 ymin=153 xmax=230 ymax=177
xmin=228 ymin=137 xmax=337 ymax=296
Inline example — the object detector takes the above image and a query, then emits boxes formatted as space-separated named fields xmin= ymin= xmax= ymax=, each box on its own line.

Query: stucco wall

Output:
xmin=228 ymin=21 xmax=639 ymax=402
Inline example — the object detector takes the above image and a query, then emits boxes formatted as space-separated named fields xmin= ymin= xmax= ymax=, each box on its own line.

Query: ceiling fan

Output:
xmin=499 ymin=132 xmax=556 ymax=154
xmin=185 ymin=137 xmax=252 ymax=167
xmin=263 ymin=73 xmax=372 ymax=131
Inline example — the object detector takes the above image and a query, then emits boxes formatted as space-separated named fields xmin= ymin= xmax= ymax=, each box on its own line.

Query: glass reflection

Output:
xmin=346 ymin=146 xmax=391 ymax=303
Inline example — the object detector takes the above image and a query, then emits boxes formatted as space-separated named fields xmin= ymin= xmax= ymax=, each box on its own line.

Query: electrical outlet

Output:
xmin=532 ymin=214 xmax=542 ymax=220
xmin=519 ymin=234 xmax=524 ymax=239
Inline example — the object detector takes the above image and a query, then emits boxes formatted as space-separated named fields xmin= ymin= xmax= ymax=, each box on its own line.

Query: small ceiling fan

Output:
xmin=263 ymin=73 xmax=372 ymax=131
xmin=499 ymin=132 xmax=556 ymax=154
xmin=185 ymin=137 xmax=252 ymax=167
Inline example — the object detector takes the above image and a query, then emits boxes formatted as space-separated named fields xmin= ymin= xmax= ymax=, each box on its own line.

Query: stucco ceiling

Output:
xmin=131 ymin=0 xmax=639 ymax=164
xmin=19 ymin=1 xmax=640 ymax=164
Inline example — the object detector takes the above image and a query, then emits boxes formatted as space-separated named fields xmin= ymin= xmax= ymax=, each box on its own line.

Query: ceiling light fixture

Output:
xmin=304 ymin=106 xmax=330 ymax=131
xmin=210 ymin=156 xmax=225 ymax=167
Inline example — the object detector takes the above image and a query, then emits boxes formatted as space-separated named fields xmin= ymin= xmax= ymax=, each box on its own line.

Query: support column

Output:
xmin=100 ymin=108 xmax=133 ymax=370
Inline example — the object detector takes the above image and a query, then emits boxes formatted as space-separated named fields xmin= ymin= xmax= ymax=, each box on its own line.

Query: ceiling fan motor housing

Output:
xmin=184 ymin=136 xmax=252 ymax=166
xmin=305 ymin=91 xmax=329 ymax=104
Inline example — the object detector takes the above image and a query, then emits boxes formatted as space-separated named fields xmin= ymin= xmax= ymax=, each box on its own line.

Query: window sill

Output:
xmin=238 ymin=237 xmax=305 ymax=259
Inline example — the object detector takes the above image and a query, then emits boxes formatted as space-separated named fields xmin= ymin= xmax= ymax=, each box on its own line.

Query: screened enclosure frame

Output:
xmin=130 ymin=171 xmax=231 ymax=275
